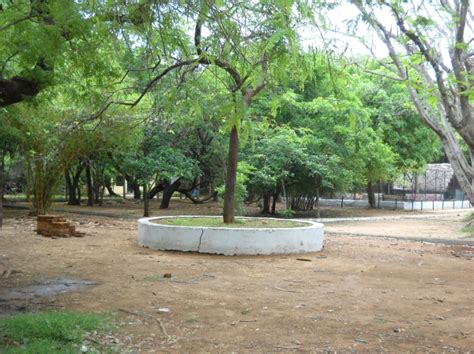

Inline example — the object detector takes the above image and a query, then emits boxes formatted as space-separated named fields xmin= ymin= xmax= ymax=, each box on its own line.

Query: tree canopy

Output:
xmin=0 ymin=0 xmax=469 ymax=225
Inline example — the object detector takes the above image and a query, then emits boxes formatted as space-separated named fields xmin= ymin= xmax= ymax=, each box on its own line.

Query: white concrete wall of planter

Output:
xmin=138 ymin=216 xmax=324 ymax=256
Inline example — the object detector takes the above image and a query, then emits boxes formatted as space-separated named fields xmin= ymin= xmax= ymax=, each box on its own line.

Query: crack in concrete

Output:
xmin=197 ymin=228 xmax=205 ymax=252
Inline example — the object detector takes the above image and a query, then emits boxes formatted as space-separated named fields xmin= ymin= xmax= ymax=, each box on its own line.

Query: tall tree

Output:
xmin=351 ymin=0 xmax=473 ymax=202
xmin=103 ymin=0 xmax=309 ymax=222
xmin=0 ymin=113 xmax=22 ymax=227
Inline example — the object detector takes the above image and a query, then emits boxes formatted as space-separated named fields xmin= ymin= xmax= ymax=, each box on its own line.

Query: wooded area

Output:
xmin=0 ymin=0 xmax=471 ymax=225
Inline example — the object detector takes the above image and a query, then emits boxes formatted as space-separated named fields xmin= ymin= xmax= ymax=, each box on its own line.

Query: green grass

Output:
xmin=0 ymin=311 xmax=109 ymax=353
xmin=143 ymin=274 xmax=168 ymax=281
xmin=462 ymin=212 xmax=474 ymax=236
xmin=154 ymin=217 xmax=306 ymax=228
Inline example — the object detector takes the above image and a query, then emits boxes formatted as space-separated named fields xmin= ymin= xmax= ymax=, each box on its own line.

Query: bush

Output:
xmin=277 ymin=208 xmax=295 ymax=219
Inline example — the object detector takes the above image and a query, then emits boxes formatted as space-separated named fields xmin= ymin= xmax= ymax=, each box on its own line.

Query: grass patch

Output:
xmin=0 ymin=311 xmax=110 ymax=353
xmin=143 ymin=274 xmax=169 ymax=282
xmin=462 ymin=212 xmax=474 ymax=236
xmin=154 ymin=217 xmax=306 ymax=228
xmin=462 ymin=225 xmax=474 ymax=237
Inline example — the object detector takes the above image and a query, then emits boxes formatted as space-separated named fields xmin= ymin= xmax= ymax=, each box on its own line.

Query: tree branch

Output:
xmin=0 ymin=13 xmax=33 ymax=32
xmin=194 ymin=8 xmax=244 ymax=92
xmin=178 ymin=190 xmax=217 ymax=204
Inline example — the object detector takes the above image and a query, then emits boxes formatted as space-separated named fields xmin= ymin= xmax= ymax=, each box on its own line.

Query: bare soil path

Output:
xmin=0 ymin=207 xmax=473 ymax=352
xmin=323 ymin=209 xmax=474 ymax=245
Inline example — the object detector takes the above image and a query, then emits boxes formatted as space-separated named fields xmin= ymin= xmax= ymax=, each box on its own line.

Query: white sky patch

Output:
xmin=298 ymin=0 xmax=472 ymax=67
xmin=299 ymin=2 xmax=391 ymax=58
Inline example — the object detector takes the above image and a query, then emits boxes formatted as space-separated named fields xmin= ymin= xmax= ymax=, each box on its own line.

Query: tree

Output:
xmin=120 ymin=123 xmax=198 ymax=217
xmin=267 ymin=53 xmax=400 ymax=209
xmin=14 ymin=105 xmax=69 ymax=215
xmin=0 ymin=112 xmax=22 ymax=227
xmin=243 ymin=123 xmax=314 ymax=215
xmin=0 ymin=1 xmax=120 ymax=107
xmin=354 ymin=66 xmax=441 ymax=173
xmin=2 ymin=1 xmax=314 ymax=222
xmin=96 ymin=0 xmax=310 ymax=222
xmin=351 ymin=0 xmax=473 ymax=202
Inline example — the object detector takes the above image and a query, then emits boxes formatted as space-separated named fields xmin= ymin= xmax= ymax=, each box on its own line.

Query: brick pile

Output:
xmin=36 ymin=215 xmax=85 ymax=237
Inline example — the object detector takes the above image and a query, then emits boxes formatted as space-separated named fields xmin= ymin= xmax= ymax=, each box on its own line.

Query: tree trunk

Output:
xmin=93 ymin=180 xmax=101 ymax=204
xmin=143 ymin=183 xmax=150 ymax=217
xmin=271 ymin=191 xmax=279 ymax=215
xmin=64 ymin=174 xmax=69 ymax=201
xmin=66 ymin=166 xmax=83 ymax=205
xmin=104 ymin=177 xmax=119 ymax=197
xmin=223 ymin=125 xmax=239 ymax=223
xmin=92 ymin=162 xmax=104 ymax=204
xmin=316 ymin=187 xmax=321 ymax=219
xmin=148 ymin=183 xmax=164 ymax=199
xmin=122 ymin=174 xmax=127 ymax=199
xmin=131 ymin=182 xmax=141 ymax=200
xmin=441 ymin=139 xmax=474 ymax=203
xmin=30 ymin=158 xmax=59 ymax=216
xmin=65 ymin=171 xmax=78 ymax=205
xmin=77 ymin=183 xmax=81 ymax=203
xmin=0 ymin=151 xmax=4 ymax=228
xmin=367 ymin=181 xmax=376 ymax=208
xmin=124 ymin=174 xmax=141 ymax=199
xmin=281 ymin=179 xmax=287 ymax=210
xmin=0 ymin=77 xmax=41 ymax=107
xmin=262 ymin=193 xmax=270 ymax=214
xmin=65 ymin=171 xmax=71 ymax=203
xmin=99 ymin=186 xmax=105 ymax=206
xmin=85 ymin=163 xmax=93 ymax=206
xmin=160 ymin=178 xmax=182 ymax=209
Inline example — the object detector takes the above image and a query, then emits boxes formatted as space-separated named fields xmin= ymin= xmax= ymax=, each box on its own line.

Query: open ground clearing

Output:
xmin=1 ymin=205 xmax=473 ymax=352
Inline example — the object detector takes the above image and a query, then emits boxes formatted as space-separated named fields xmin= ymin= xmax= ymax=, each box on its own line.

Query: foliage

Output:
xmin=277 ymin=208 xmax=296 ymax=218
xmin=265 ymin=55 xmax=398 ymax=193
xmin=353 ymin=64 xmax=441 ymax=172
xmin=0 ymin=0 xmax=123 ymax=107
xmin=120 ymin=120 xmax=199 ymax=186
xmin=350 ymin=0 xmax=474 ymax=202
xmin=462 ymin=213 xmax=474 ymax=236
xmin=0 ymin=1 xmax=447 ymax=218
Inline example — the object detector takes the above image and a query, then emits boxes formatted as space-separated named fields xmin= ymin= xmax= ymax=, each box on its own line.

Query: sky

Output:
xmin=299 ymin=0 xmax=473 ymax=68
xmin=299 ymin=2 xmax=391 ymax=59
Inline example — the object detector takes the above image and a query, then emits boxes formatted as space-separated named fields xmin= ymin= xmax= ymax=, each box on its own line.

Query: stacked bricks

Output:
xmin=36 ymin=215 xmax=85 ymax=237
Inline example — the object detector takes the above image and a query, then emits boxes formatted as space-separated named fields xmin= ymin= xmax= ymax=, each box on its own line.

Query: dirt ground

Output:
xmin=4 ymin=198 xmax=426 ymax=219
xmin=325 ymin=210 xmax=473 ymax=242
xmin=1 ymin=206 xmax=474 ymax=352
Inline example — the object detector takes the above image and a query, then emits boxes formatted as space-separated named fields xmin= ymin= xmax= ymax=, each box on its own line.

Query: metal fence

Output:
xmin=321 ymin=168 xmax=472 ymax=210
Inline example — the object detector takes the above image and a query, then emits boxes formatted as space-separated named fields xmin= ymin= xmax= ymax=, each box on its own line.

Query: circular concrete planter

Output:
xmin=138 ymin=216 xmax=324 ymax=256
